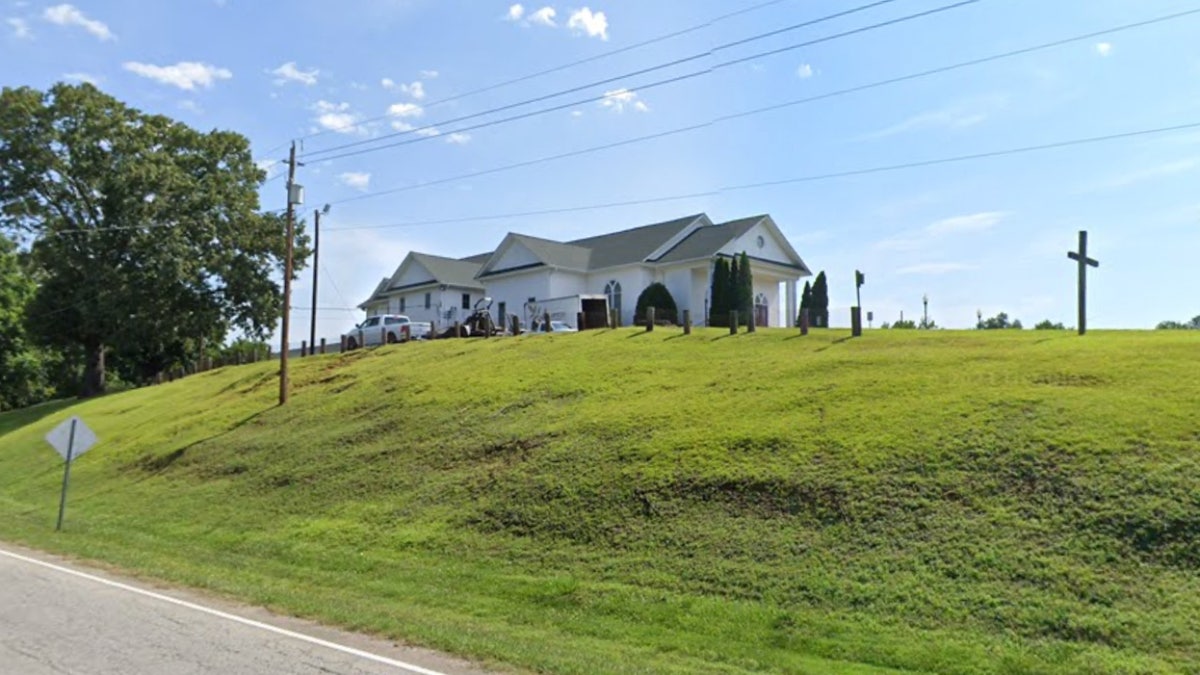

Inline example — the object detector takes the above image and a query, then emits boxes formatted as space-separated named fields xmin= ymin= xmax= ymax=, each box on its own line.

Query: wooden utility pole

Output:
xmin=280 ymin=142 xmax=297 ymax=406
xmin=1067 ymin=230 xmax=1100 ymax=335
xmin=309 ymin=207 xmax=322 ymax=355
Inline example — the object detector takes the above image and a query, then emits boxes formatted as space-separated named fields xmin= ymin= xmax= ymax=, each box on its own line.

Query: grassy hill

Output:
xmin=2 ymin=329 xmax=1199 ymax=674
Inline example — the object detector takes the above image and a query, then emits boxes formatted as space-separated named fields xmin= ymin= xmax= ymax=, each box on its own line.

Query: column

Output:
xmin=785 ymin=279 xmax=798 ymax=328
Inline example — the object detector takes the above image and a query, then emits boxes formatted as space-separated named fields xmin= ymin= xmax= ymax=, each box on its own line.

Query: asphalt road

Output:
xmin=0 ymin=544 xmax=497 ymax=675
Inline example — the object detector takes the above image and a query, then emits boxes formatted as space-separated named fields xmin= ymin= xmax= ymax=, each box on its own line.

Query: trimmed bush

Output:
xmin=635 ymin=283 xmax=678 ymax=325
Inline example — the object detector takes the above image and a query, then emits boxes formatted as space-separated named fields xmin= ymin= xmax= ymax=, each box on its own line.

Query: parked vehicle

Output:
xmin=530 ymin=319 xmax=578 ymax=334
xmin=342 ymin=315 xmax=431 ymax=349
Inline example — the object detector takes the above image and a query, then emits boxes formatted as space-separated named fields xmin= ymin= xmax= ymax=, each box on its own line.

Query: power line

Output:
xmin=317 ymin=121 xmax=1200 ymax=233
xmin=299 ymin=0 xmax=945 ymax=162
xmin=322 ymin=8 xmax=1200 ymax=210
xmin=285 ymin=0 xmax=797 ymax=146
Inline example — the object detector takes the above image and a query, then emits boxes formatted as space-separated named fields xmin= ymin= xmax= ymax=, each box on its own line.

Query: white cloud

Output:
xmin=571 ymin=110 xmax=583 ymax=118
xmin=796 ymin=63 xmax=814 ymax=79
xmin=383 ymin=79 xmax=425 ymax=99
xmin=926 ymin=211 xmax=1006 ymax=235
xmin=390 ymin=120 xmax=439 ymax=137
xmin=420 ymin=69 xmax=439 ymax=79
xmin=446 ymin=132 xmax=471 ymax=145
xmin=860 ymin=95 xmax=1007 ymax=141
xmin=312 ymin=100 xmax=365 ymax=135
xmin=7 ymin=17 xmax=32 ymax=39
xmin=897 ymin=262 xmax=976 ymax=275
xmin=339 ymin=172 xmax=371 ymax=191
xmin=506 ymin=3 xmax=524 ymax=21
xmin=62 ymin=72 xmax=100 ymax=85
xmin=600 ymin=88 xmax=649 ymax=113
xmin=567 ymin=7 xmax=607 ymax=40
xmin=387 ymin=102 xmax=423 ymax=118
xmin=270 ymin=61 xmax=318 ymax=86
xmin=1089 ymin=157 xmax=1199 ymax=191
xmin=1095 ymin=42 xmax=1113 ymax=57
xmin=529 ymin=6 xmax=556 ymax=26
xmin=43 ymin=4 xmax=113 ymax=41
xmin=123 ymin=61 xmax=232 ymax=91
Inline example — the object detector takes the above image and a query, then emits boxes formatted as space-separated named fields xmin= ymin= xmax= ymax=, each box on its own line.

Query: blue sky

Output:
xmin=4 ymin=0 xmax=1200 ymax=340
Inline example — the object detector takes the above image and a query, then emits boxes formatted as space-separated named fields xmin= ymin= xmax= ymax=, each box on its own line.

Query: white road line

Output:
xmin=0 ymin=547 xmax=448 ymax=675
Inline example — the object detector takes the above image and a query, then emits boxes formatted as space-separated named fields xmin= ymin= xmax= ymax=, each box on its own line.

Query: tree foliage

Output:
xmin=0 ymin=83 xmax=308 ymax=397
xmin=635 ymin=282 xmax=677 ymax=324
xmin=736 ymin=251 xmax=753 ymax=326
xmin=1035 ymin=320 xmax=1066 ymax=330
xmin=809 ymin=271 xmax=829 ymax=328
xmin=709 ymin=257 xmax=731 ymax=327
xmin=889 ymin=319 xmax=917 ymax=329
xmin=798 ymin=280 xmax=812 ymax=324
xmin=977 ymin=312 xmax=1023 ymax=330
xmin=1156 ymin=316 xmax=1200 ymax=330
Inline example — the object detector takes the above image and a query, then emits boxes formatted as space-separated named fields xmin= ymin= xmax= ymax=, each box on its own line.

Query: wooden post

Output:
xmin=851 ymin=307 xmax=863 ymax=337
xmin=747 ymin=308 xmax=756 ymax=333
xmin=301 ymin=340 xmax=307 ymax=357
xmin=646 ymin=307 xmax=655 ymax=332
xmin=801 ymin=309 xmax=810 ymax=336
xmin=730 ymin=310 xmax=738 ymax=335
xmin=320 ymin=338 xmax=326 ymax=355
xmin=453 ymin=321 xmax=461 ymax=338
xmin=511 ymin=315 xmax=520 ymax=336
xmin=683 ymin=309 xmax=691 ymax=335
xmin=429 ymin=320 xmax=437 ymax=340
xmin=340 ymin=335 xmax=347 ymax=352
xmin=544 ymin=312 xmax=551 ymax=333
xmin=577 ymin=311 xmax=585 ymax=331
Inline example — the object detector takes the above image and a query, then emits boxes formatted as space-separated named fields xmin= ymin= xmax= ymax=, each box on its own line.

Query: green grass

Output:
xmin=2 ymin=328 xmax=1199 ymax=674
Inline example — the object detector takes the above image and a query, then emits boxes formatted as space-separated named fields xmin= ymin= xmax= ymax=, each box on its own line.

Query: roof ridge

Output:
xmin=566 ymin=212 xmax=706 ymax=244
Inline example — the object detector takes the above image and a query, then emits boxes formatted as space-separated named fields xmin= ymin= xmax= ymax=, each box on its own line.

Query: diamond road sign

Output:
xmin=45 ymin=417 xmax=97 ymax=462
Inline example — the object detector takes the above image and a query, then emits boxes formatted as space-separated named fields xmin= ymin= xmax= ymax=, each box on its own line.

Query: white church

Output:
xmin=359 ymin=213 xmax=812 ymax=329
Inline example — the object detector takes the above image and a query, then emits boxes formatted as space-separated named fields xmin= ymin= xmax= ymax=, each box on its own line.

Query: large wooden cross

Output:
xmin=1067 ymin=230 xmax=1099 ymax=335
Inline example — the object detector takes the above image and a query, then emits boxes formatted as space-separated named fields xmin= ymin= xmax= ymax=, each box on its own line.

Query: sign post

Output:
xmin=45 ymin=416 xmax=98 ymax=532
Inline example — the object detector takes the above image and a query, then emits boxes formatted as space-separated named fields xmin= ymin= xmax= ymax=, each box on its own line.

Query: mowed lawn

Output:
xmin=2 ymin=329 xmax=1199 ymax=674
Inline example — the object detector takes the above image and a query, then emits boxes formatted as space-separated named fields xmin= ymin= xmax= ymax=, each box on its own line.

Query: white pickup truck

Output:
xmin=342 ymin=315 xmax=432 ymax=349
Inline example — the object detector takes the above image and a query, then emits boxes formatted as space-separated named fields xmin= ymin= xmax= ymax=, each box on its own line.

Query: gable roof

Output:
xmin=404 ymin=252 xmax=485 ymax=290
xmin=478 ymin=233 xmax=593 ymax=277
xmin=359 ymin=277 xmax=391 ymax=308
xmin=566 ymin=213 xmax=704 ymax=269
xmin=654 ymin=215 xmax=764 ymax=265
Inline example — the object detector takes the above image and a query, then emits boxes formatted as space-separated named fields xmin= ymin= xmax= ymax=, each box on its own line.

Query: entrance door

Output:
xmin=754 ymin=293 xmax=769 ymax=327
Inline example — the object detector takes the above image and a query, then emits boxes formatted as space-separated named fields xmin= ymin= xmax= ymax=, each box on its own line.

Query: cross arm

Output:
xmin=1068 ymin=252 xmax=1100 ymax=267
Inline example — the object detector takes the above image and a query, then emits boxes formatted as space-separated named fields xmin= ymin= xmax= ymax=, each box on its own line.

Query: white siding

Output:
xmin=548 ymin=270 xmax=589 ymax=298
xmin=393 ymin=258 xmax=434 ymax=287
xmin=662 ymin=266 xmax=693 ymax=321
xmin=490 ymin=240 xmax=540 ymax=272
xmin=587 ymin=266 xmax=653 ymax=326
xmin=724 ymin=220 xmax=792 ymax=265
xmin=483 ymin=270 xmax=553 ymax=328
xmin=753 ymin=279 xmax=782 ymax=327
xmin=691 ymin=266 xmax=709 ymax=325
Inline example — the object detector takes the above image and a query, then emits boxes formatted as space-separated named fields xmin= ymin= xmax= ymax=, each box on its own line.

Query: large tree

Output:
xmin=0 ymin=83 xmax=305 ymax=396
xmin=810 ymin=271 xmax=829 ymax=328
xmin=710 ymin=257 xmax=731 ymax=326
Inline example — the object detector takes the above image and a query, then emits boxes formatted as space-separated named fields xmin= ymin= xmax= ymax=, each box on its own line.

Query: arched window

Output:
xmin=604 ymin=281 xmax=622 ymax=314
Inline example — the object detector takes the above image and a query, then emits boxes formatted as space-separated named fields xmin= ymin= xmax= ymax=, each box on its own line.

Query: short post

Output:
xmin=483 ymin=315 xmax=491 ymax=339
xmin=801 ymin=309 xmax=810 ymax=336
xmin=544 ymin=312 xmax=551 ymax=333
xmin=55 ymin=418 xmax=78 ymax=532
xmin=511 ymin=315 xmax=520 ymax=336
xmin=729 ymin=310 xmax=738 ymax=335
xmin=320 ymin=338 xmax=326 ymax=355
xmin=301 ymin=340 xmax=307 ymax=357
xmin=577 ymin=311 xmax=586 ymax=331
xmin=340 ymin=336 xmax=347 ymax=352
xmin=609 ymin=308 xmax=618 ymax=329
xmin=851 ymin=307 xmax=863 ymax=337
xmin=430 ymin=320 xmax=437 ymax=340
xmin=646 ymin=307 xmax=655 ymax=332
xmin=381 ymin=326 xmax=387 ymax=344
xmin=683 ymin=309 xmax=692 ymax=335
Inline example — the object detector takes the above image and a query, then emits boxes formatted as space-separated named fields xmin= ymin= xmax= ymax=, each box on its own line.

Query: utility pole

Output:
xmin=280 ymin=142 xmax=300 ymax=406
xmin=309 ymin=206 xmax=325 ymax=355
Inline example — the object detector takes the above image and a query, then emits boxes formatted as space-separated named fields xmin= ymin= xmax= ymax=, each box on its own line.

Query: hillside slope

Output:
xmin=2 ymin=329 xmax=1199 ymax=674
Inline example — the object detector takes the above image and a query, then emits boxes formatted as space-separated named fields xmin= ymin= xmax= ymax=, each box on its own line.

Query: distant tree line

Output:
xmin=1156 ymin=315 xmax=1200 ymax=330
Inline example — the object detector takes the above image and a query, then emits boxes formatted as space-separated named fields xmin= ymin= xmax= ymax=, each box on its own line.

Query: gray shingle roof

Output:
xmin=566 ymin=213 xmax=703 ymax=269
xmin=506 ymin=234 xmax=592 ymax=272
xmin=402 ymin=252 xmax=485 ymax=290
xmin=654 ymin=215 xmax=765 ymax=265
